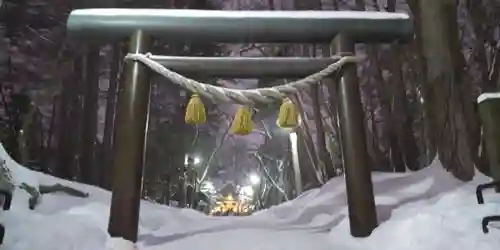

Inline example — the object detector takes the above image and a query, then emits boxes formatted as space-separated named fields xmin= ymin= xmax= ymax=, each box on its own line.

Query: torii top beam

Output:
xmin=66 ymin=9 xmax=413 ymax=44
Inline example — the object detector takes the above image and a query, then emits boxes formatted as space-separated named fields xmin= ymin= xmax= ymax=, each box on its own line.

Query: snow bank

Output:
xmin=328 ymin=161 xmax=500 ymax=250
xmin=0 ymin=143 xmax=498 ymax=250
xmin=478 ymin=92 xmax=500 ymax=103
xmin=0 ymin=143 xmax=38 ymax=189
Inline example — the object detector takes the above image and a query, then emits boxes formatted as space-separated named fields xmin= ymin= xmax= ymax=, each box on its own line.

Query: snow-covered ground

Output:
xmin=0 ymin=143 xmax=499 ymax=250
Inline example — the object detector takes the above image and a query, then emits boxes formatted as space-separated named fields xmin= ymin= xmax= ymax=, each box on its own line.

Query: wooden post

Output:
xmin=478 ymin=95 xmax=500 ymax=192
xmin=108 ymin=30 xmax=152 ymax=242
xmin=336 ymin=34 xmax=378 ymax=237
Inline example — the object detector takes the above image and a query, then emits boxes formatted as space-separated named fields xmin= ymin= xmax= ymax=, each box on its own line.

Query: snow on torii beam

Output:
xmin=66 ymin=9 xmax=413 ymax=43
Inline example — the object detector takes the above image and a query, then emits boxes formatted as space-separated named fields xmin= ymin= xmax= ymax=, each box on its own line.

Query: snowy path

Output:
xmin=0 ymin=143 xmax=499 ymax=250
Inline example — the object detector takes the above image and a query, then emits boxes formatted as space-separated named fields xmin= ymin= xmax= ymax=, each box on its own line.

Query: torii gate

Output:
xmin=66 ymin=9 xmax=412 ymax=242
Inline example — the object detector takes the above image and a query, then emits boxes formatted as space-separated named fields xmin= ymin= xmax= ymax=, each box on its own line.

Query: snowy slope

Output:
xmin=0 ymin=143 xmax=499 ymax=250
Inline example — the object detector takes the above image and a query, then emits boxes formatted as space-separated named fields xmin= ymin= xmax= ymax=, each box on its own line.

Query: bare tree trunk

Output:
xmin=311 ymin=48 xmax=336 ymax=180
xmin=407 ymin=0 xmax=436 ymax=165
xmin=55 ymin=58 xmax=82 ymax=179
xmin=41 ymin=95 xmax=58 ymax=171
xmin=101 ymin=44 xmax=122 ymax=189
xmin=386 ymin=0 xmax=420 ymax=171
xmin=321 ymin=0 xmax=349 ymax=173
xmin=464 ymin=0 xmax=499 ymax=175
xmin=418 ymin=0 xmax=479 ymax=181
xmin=354 ymin=0 xmax=401 ymax=172
xmin=465 ymin=0 xmax=497 ymax=92
xmin=293 ymin=0 xmax=325 ymax=189
xmin=79 ymin=46 xmax=100 ymax=185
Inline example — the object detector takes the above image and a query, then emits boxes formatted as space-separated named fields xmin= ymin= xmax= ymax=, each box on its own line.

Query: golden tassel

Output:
xmin=184 ymin=94 xmax=206 ymax=125
xmin=277 ymin=97 xmax=299 ymax=128
xmin=231 ymin=105 xmax=253 ymax=135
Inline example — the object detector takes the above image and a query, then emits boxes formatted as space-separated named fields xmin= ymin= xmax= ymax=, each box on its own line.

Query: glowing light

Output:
xmin=249 ymin=173 xmax=260 ymax=185
xmin=194 ymin=157 xmax=201 ymax=165
xmin=240 ymin=185 xmax=254 ymax=197
xmin=289 ymin=132 xmax=297 ymax=144
xmin=184 ymin=155 xmax=202 ymax=165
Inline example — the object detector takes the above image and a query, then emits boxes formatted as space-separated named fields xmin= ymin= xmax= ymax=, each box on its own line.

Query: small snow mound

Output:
xmin=0 ymin=143 xmax=38 ymax=188
xmin=106 ymin=238 xmax=137 ymax=250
